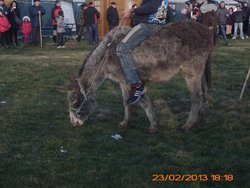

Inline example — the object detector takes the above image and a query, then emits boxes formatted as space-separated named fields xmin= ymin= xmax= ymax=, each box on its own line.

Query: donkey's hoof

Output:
xmin=181 ymin=125 xmax=191 ymax=132
xmin=118 ymin=121 xmax=128 ymax=129
xmin=148 ymin=127 xmax=159 ymax=134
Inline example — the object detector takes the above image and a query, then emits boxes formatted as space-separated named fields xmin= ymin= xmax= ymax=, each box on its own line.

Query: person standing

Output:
xmin=85 ymin=2 xmax=100 ymax=45
xmin=177 ymin=8 xmax=189 ymax=20
xmin=8 ymin=0 xmax=20 ymax=46
xmin=21 ymin=16 xmax=32 ymax=45
xmin=226 ymin=7 xmax=234 ymax=39
xmin=242 ymin=2 xmax=250 ymax=38
xmin=106 ymin=1 xmax=119 ymax=31
xmin=56 ymin=10 xmax=65 ymax=48
xmin=51 ymin=0 xmax=62 ymax=44
xmin=76 ymin=3 xmax=87 ymax=42
xmin=29 ymin=0 xmax=46 ymax=46
xmin=232 ymin=5 xmax=245 ymax=40
xmin=0 ymin=0 xmax=10 ymax=48
xmin=216 ymin=1 xmax=229 ymax=46
xmin=184 ymin=2 xmax=191 ymax=19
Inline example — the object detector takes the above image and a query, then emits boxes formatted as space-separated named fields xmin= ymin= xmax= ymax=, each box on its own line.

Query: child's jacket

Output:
xmin=21 ymin=21 xmax=32 ymax=35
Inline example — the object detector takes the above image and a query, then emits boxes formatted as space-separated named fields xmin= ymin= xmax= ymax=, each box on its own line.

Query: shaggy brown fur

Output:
xmin=61 ymin=20 xmax=214 ymax=132
xmin=192 ymin=8 xmax=218 ymax=46
xmin=191 ymin=8 xmax=218 ymax=88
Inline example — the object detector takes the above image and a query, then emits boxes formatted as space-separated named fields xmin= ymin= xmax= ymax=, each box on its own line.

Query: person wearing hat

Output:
xmin=29 ymin=0 xmax=46 ymax=46
xmin=51 ymin=0 xmax=62 ymax=44
xmin=76 ymin=3 xmax=87 ymax=42
xmin=21 ymin=16 xmax=31 ymax=45
xmin=106 ymin=1 xmax=119 ymax=31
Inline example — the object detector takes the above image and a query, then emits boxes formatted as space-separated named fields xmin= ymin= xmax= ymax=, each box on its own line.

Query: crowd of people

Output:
xmin=0 ymin=0 xmax=45 ymax=48
xmin=0 ymin=0 xmax=250 ymax=49
xmin=216 ymin=1 xmax=250 ymax=45
xmin=0 ymin=0 xmax=102 ymax=48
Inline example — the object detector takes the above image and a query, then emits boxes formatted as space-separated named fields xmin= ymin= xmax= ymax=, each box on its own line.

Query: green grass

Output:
xmin=0 ymin=38 xmax=249 ymax=188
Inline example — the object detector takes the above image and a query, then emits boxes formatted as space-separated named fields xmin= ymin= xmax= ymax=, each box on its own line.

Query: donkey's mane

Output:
xmin=78 ymin=27 xmax=132 ymax=77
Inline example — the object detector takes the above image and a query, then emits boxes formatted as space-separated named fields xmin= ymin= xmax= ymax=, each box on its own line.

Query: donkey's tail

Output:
xmin=205 ymin=53 xmax=212 ymax=88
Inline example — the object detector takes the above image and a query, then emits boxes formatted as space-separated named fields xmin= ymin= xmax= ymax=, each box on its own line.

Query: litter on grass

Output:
xmin=111 ymin=134 xmax=123 ymax=140
xmin=60 ymin=146 xmax=68 ymax=153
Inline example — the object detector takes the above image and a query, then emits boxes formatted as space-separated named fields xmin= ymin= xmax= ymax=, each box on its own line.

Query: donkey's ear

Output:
xmin=52 ymin=84 xmax=75 ymax=92
xmin=198 ymin=2 xmax=204 ymax=8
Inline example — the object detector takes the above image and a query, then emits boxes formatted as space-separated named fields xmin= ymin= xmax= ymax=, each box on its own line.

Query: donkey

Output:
xmin=58 ymin=20 xmax=214 ymax=132
xmin=191 ymin=2 xmax=218 ymax=45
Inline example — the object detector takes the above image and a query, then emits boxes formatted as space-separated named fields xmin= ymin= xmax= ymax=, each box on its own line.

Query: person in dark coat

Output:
xmin=177 ymin=8 xmax=188 ymax=20
xmin=242 ymin=2 xmax=250 ymax=38
xmin=8 ymin=0 xmax=20 ymax=46
xmin=29 ymin=0 xmax=46 ymax=46
xmin=106 ymin=2 xmax=119 ymax=31
xmin=166 ymin=5 xmax=176 ymax=23
xmin=226 ymin=7 xmax=234 ymax=38
xmin=232 ymin=5 xmax=245 ymax=39
xmin=184 ymin=2 xmax=191 ymax=19
xmin=85 ymin=2 xmax=100 ymax=45
xmin=0 ymin=0 xmax=10 ymax=47
xmin=76 ymin=3 xmax=87 ymax=42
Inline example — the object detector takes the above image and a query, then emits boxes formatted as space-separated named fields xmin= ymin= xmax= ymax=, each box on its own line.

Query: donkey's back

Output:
xmin=106 ymin=20 xmax=213 ymax=84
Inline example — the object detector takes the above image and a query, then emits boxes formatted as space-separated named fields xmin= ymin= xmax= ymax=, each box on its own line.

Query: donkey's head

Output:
xmin=56 ymin=26 xmax=132 ymax=126
xmin=191 ymin=2 xmax=204 ymax=20
xmin=55 ymin=76 xmax=96 ymax=126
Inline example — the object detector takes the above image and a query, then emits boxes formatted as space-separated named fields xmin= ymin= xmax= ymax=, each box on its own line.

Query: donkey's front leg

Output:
xmin=139 ymin=94 xmax=159 ymax=133
xmin=118 ymin=84 xmax=131 ymax=128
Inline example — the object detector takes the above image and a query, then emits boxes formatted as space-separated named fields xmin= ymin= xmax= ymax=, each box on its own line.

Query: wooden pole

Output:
xmin=239 ymin=67 xmax=250 ymax=100
xmin=39 ymin=13 xmax=42 ymax=47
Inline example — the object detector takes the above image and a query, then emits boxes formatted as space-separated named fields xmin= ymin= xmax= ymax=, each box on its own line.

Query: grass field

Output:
xmin=0 ymin=38 xmax=250 ymax=188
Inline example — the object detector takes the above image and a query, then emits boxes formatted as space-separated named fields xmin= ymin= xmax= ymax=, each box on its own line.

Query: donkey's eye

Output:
xmin=70 ymin=93 xmax=78 ymax=104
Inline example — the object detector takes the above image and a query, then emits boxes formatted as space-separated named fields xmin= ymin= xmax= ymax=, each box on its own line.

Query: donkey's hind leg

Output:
xmin=139 ymin=94 xmax=158 ymax=133
xmin=182 ymin=74 xmax=205 ymax=131
xmin=118 ymin=84 xmax=131 ymax=128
